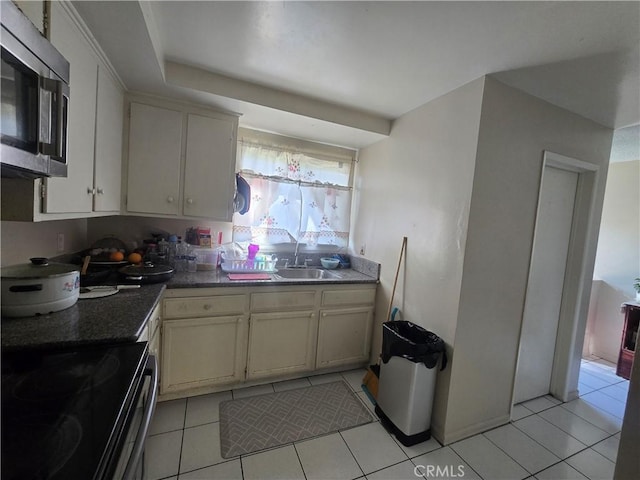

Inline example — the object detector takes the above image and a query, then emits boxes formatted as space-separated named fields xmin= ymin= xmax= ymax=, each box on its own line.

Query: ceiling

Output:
xmin=72 ymin=1 xmax=639 ymax=157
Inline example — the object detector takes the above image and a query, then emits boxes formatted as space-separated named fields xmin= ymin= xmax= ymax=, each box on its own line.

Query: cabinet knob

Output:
xmin=186 ymin=197 xmax=194 ymax=205
xmin=96 ymin=188 xmax=104 ymax=195
xmin=167 ymin=196 xmax=175 ymax=203
xmin=203 ymin=304 xmax=212 ymax=310
xmin=87 ymin=187 xmax=96 ymax=195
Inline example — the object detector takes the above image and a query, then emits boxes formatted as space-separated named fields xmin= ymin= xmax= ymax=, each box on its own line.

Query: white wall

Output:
xmin=585 ymin=160 xmax=640 ymax=362
xmin=351 ymin=77 xmax=485 ymax=443
xmin=353 ymin=75 xmax=613 ymax=445
xmin=614 ymin=340 xmax=640 ymax=479
xmin=0 ymin=215 xmax=232 ymax=268
xmin=0 ymin=219 xmax=87 ymax=267
xmin=86 ymin=216 xmax=232 ymax=250
xmin=446 ymin=77 xmax=612 ymax=443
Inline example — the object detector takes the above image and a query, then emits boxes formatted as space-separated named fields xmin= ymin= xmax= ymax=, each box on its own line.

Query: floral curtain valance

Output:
xmin=232 ymin=141 xmax=353 ymax=248
xmin=239 ymin=143 xmax=351 ymax=186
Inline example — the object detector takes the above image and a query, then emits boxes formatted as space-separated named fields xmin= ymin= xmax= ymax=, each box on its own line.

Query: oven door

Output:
xmin=110 ymin=354 xmax=158 ymax=480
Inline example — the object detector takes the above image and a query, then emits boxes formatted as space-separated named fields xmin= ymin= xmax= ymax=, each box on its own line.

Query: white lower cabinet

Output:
xmin=317 ymin=286 xmax=376 ymax=368
xmin=317 ymin=307 xmax=374 ymax=368
xmin=160 ymin=291 xmax=248 ymax=396
xmin=159 ymin=283 xmax=376 ymax=398
xmin=161 ymin=315 xmax=248 ymax=394
xmin=247 ymin=310 xmax=318 ymax=379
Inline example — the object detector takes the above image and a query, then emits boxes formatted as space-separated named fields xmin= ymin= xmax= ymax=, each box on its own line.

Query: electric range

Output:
xmin=1 ymin=342 xmax=155 ymax=480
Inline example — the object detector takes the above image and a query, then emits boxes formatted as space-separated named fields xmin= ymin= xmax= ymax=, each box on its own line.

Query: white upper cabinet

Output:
xmin=184 ymin=114 xmax=235 ymax=219
xmin=1 ymin=2 xmax=125 ymax=221
xmin=125 ymin=97 xmax=238 ymax=221
xmin=93 ymin=66 xmax=124 ymax=212
xmin=44 ymin=2 xmax=98 ymax=214
xmin=126 ymin=102 xmax=183 ymax=216
xmin=13 ymin=1 xmax=45 ymax=35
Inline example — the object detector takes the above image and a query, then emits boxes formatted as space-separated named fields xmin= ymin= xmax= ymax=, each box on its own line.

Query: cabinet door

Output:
xmin=127 ymin=103 xmax=182 ymax=215
xmin=247 ymin=311 xmax=317 ymax=379
xmin=13 ymin=1 xmax=45 ymax=34
xmin=93 ymin=65 xmax=123 ymax=212
xmin=44 ymin=2 xmax=97 ymax=214
xmin=147 ymin=302 xmax=162 ymax=359
xmin=149 ymin=323 xmax=160 ymax=357
xmin=183 ymin=114 xmax=235 ymax=220
xmin=317 ymin=307 xmax=373 ymax=368
xmin=161 ymin=315 xmax=247 ymax=394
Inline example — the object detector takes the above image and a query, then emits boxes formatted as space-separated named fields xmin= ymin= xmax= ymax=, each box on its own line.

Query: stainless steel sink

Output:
xmin=274 ymin=268 xmax=338 ymax=279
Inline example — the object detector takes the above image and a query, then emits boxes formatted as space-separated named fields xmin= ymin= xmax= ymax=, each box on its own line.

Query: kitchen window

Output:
xmin=233 ymin=129 xmax=355 ymax=250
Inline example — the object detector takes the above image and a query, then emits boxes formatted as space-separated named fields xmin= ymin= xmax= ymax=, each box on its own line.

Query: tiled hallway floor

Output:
xmin=147 ymin=357 xmax=629 ymax=480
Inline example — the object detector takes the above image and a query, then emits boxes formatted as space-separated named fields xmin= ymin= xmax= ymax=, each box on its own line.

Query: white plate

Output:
xmin=79 ymin=288 xmax=118 ymax=299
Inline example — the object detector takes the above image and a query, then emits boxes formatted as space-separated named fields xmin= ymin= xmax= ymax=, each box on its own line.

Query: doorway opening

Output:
xmin=513 ymin=151 xmax=600 ymax=407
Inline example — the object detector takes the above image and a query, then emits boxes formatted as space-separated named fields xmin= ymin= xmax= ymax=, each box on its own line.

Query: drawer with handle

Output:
xmin=164 ymin=294 xmax=246 ymax=319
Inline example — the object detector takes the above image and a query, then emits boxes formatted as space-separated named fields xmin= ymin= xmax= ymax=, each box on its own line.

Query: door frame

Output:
xmin=514 ymin=151 xmax=600 ymax=404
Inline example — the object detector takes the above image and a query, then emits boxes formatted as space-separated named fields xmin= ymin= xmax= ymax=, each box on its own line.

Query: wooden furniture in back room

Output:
xmin=617 ymin=302 xmax=640 ymax=380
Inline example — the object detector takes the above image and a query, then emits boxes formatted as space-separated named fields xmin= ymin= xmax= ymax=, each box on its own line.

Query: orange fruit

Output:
xmin=128 ymin=252 xmax=143 ymax=264
xmin=109 ymin=251 xmax=124 ymax=262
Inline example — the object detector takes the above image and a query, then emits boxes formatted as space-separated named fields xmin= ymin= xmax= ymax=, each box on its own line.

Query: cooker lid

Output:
xmin=1 ymin=258 xmax=79 ymax=279
xmin=118 ymin=263 xmax=174 ymax=276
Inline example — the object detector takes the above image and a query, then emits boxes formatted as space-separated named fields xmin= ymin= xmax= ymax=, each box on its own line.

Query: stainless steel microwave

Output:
xmin=1 ymin=1 xmax=69 ymax=178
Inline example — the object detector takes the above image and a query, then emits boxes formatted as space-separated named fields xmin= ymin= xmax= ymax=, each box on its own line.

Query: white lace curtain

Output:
xmin=232 ymin=142 xmax=353 ymax=248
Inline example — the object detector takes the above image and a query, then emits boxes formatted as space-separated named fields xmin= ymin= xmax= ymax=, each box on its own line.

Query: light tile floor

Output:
xmin=146 ymin=356 xmax=628 ymax=480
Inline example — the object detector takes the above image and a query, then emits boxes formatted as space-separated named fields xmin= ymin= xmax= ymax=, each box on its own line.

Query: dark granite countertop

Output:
xmin=1 ymin=257 xmax=379 ymax=352
xmin=165 ymin=267 xmax=378 ymax=288
xmin=1 ymin=283 xmax=165 ymax=352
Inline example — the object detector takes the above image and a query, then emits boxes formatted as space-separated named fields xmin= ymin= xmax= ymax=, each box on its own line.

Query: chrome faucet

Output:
xmin=293 ymin=239 xmax=301 ymax=267
xmin=290 ymin=240 xmax=312 ymax=268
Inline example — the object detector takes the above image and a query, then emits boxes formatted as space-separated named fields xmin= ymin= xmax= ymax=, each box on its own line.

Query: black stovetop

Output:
xmin=1 ymin=342 xmax=147 ymax=480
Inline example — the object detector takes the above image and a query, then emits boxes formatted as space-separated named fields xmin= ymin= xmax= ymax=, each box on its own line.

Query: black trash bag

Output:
xmin=381 ymin=321 xmax=448 ymax=370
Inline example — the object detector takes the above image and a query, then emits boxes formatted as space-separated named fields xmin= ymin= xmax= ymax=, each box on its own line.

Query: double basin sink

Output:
xmin=273 ymin=268 xmax=339 ymax=280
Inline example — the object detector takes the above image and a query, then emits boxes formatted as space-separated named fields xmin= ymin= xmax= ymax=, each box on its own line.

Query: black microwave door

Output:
xmin=1 ymin=46 xmax=39 ymax=153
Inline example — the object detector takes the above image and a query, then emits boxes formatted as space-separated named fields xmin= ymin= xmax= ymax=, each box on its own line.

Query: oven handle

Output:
xmin=122 ymin=354 xmax=158 ymax=480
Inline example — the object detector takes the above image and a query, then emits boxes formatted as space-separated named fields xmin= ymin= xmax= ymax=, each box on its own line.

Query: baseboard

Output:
xmin=590 ymin=351 xmax=618 ymax=365
xmin=430 ymin=423 xmax=444 ymax=445
xmin=439 ymin=414 xmax=511 ymax=445
xmin=566 ymin=389 xmax=580 ymax=402
xmin=158 ymin=362 xmax=369 ymax=402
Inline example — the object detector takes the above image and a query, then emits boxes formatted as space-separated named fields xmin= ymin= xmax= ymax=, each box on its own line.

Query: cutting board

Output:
xmin=228 ymin=273 xmax=272 ymax=280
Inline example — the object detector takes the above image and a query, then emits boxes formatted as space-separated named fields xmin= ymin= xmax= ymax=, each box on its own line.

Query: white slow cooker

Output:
xmin=1 ymin=258 xmax=80 ymax=317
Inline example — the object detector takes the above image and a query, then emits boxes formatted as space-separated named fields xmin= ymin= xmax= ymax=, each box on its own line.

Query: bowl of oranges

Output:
xmin=86 ymin=237 xmax=129 ymax=265
xmin=107 ymin=251 xmax=143 ymax=264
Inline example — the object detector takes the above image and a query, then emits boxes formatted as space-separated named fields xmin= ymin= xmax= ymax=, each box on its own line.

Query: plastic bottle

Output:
xmin=175 ymin=238 xmax=187 ymax=272
xmin=157 ymin=238 xmax=169 ymax=264
xmin=248 ymin=243 xmax=260 ymax=259
xmin=167 ymin=236 xmax=178 ymax=269
xmin=147 ymin=243 xmax=158 ymax=263
xmin=186 ymin=244 xmax=197 ymax=273
xmin=246 ymin=243 xmax=260 ymax=269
